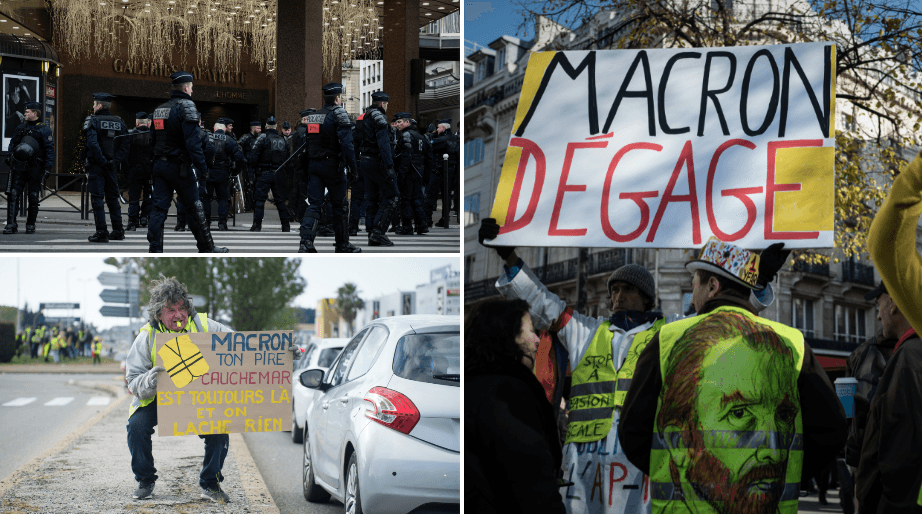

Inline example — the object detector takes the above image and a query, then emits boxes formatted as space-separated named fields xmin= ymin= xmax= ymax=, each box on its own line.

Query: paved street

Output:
xmin=243 ymin=429 xmax=343 ymax=514
xmin=0 ymin=373 xmax=120 ymax=481
xmin=0 ymin=192 xmax=460 ymax=253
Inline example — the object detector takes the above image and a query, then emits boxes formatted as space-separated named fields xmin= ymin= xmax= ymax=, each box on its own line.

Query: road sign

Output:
xmin=100 ymin=305 xmax=137 ymax=318
xmin=97 ymin=272 xmax=139 ymax=289
xmin=99 ymin=289 xmax=139 ymax=304
xmin=42 ymin=317 xmax=82 ymax=326
xmin=40 ymin=303 xmax=80 ymax=310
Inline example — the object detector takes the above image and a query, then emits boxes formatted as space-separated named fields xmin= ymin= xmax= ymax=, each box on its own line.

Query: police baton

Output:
xmin=272 ymin=141 xmax=308 ymax=175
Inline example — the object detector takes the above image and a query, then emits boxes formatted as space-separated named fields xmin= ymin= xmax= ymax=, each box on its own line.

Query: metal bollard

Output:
xmin=442 ymin=153 xmax=449 ymax=226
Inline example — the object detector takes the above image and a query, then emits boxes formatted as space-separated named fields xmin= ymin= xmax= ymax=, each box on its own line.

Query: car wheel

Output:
xmin=291 ymin=405 xmax=303 ymax=444
xmin=344 ymin=452 xmax=362 ymax=514
xmin=302 ymin=427 xmax=330 ymax=502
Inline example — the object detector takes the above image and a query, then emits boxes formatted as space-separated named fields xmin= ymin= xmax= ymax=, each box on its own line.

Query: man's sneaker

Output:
xmin=201 ymin=485 xmax=230 ymax=503
xmin=133 ymin=481 xmax=155 ymax=499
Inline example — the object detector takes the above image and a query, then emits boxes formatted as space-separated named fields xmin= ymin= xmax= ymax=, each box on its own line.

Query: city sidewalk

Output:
xmin=2 ymin=190 xmax=458 ymax=231
xmin=0 ymin=376 xmax=279 ymax=514
xmin=0 ymin=362 xmax=123 ymax=374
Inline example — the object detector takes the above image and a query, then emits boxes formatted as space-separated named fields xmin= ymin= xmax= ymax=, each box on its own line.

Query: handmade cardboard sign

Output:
xmin=486 ymin=42 xmax=836 ymax=249
xmin=155 ymin=331 xmax=293 ymax=436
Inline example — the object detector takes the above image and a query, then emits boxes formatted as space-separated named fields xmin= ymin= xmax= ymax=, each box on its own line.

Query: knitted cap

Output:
xmin=607 ymin=264 xmax=655 ymax=302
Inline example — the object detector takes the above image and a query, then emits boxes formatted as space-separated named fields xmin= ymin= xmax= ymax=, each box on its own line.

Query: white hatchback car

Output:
xmin=292 ymin=338 xmax=349 ymax=443
xmin=297 ymin=315 xmax=459 ymax=513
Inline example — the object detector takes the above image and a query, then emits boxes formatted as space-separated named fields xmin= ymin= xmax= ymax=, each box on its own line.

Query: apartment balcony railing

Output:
xmin=842 ymin=261 xmax=875 ymax=286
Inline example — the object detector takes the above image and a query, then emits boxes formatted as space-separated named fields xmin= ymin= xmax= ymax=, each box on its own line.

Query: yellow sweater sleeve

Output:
xmin=868 ymin=154 xmax=922 ymax=333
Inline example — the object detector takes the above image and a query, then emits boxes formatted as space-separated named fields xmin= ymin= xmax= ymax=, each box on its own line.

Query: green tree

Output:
xmin=336 ymin=283 xmax=365 ymax=337
xmin=105 ymin=257 xmax=306 ymax=330
xmin=511 ymin=0 xmax=922 ymax=261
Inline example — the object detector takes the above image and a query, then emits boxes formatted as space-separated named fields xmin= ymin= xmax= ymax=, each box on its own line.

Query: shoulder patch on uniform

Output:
xmin=82 ymin=116 xmax=93 ymax=131
xmin=371 ymin=110 xmax=388 ymax=128
xmin=333 ymin=107 xmax=352 ymax=128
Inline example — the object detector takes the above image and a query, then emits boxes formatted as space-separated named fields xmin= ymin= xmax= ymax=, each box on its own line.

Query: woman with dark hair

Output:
xmin=465 ymin=298 xmax=565 ymax=514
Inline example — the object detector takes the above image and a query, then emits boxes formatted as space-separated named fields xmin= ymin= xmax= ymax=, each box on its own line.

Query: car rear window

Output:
xmin=317 ymin=347 xmax=343 ymax=369
xmin=392 ymin=332 xmax=460 ymax=387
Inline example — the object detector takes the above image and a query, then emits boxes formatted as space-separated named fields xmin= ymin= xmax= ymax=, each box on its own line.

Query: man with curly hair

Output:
xmin=125 ymin=276 xmax=233 ymax=502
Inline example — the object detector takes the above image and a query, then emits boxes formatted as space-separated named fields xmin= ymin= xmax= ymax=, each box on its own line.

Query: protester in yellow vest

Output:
xmin=59 ymin=331 xmax=70 ymax=361
xmin=125 ymin=276 xmax=233 ymax=503
xmin=49 ymin=328 xmax=63 ymax=364
xmin=479 ymin=219 xmax=786 ymax=514
xmin=93 ymin=337 xmax=103 ymax=365
xmin=619 ymin=237 xmax=846 ymax=514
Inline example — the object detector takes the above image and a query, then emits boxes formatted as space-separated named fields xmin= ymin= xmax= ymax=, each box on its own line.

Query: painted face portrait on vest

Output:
xmin=657 ymin=311 xmax=800 ymax=513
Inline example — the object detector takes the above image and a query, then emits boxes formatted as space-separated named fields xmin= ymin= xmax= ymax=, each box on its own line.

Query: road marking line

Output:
xmin=43 ymin=397 xmax=74 ymax=406
xmin=2 ymin=398 xmax=36 ymax=407
xmin=86 ymin=397 xmax=111 ymax=406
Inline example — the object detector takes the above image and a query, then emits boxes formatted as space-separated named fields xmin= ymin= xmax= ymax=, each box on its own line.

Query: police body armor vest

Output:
xmin=127 ymin=129 xmax=153 ymax=170
xmin=211 ymin=132 xmax=230 ymax=170
xmin=407 ymin=129 xmax=426 ymax=169
xmin=304 ymin=107 xmax=336 ymax=160
xmin=94 ymin=115 xmax=124 ymax=160
xmin=150 ymin=99 xmax=184 ymax=158
xmin=353 ymin=113 xmax=365 ymax=156
xmin=360 ymin=108 xmax=387 ymax=158
xmin=128 ymin=313 xmax=209 ymax=419
xmin=650 ymin=306 xmax=805 ymax=514
xmin=259 ymin=132 xmax=288 ymax=167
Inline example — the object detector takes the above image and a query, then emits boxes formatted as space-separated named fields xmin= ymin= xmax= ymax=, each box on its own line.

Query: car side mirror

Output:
xmin=300 ymin=369 xmax=326 ymax=390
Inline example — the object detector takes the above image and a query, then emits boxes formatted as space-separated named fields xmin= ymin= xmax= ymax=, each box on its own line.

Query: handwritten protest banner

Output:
xmin=486 ymin=42 xmax=836 ymax=249
xmin=155 ymin=331 xmax=293 ymax=437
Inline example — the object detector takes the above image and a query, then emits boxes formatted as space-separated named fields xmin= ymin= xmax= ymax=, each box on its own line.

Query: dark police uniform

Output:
xmin=126 ymin=112 xmax=154 ymax=231
xmin=247 ymin=116 xmax=291 ymax=231
xmin=237 ymin=122 xmax=261 ymax=212
xmin=349 ymin=111 xmax=367 ymax=236
xmin=4 ymin=100 xmax=54 ymax=234
xmin=395 ymin=115 xmax=430 ymax=235
xmin=206 ymin=127 xmax=244 ymax=230
xmin=359 ymin=91 xmax=399 ymax=247
xmin=427 ymin=119 xmax=459 ymax=227
xmin=297 ymin=82 xmax=360 ymax=253
xmin=146 ymin=71 xmax=228 ymax=253
xmin=174 ymin=120 xmax=216 ymax=230
xmin=290 ymin=111 xmax=313 ymax=225
xmin=84 ymin=92 xmax=129 ymax=242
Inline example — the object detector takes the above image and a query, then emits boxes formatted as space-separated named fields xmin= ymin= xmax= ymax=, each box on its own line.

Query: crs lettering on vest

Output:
xmin=305 ymin=114 xmax=325 ymax=133
xmin=100 ymin=121 xmax=122 ymax=131
xmin=151 ymin=108 xmax=171 ymax=130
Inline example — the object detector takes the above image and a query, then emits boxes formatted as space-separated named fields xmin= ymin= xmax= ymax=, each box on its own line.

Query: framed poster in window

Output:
xmin=3 ymin=73 xmax=41 ymax=151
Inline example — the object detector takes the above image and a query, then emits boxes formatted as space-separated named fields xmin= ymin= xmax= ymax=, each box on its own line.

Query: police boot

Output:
xmin=218 ymin=221 xmax=229 ymax=231
xmin=25 ymin=224 xmax=36 ymax=234
xmin=396 ymin=222 xmax=414 ymax=235
xmin=139 ymin=215 xmax=149 ymax=227
xmin=126 ymin=218 xmax=139 ymax=231
xmin=4 ymin=192 xmax=18 ymax=234
xmin=109 ymin=221 xmax=125 ymax=241
xmin=349 ymin=221 xmax=359 ymax=236
xmin=299 ymin=217 xmax=319 ymax=253
xmin=88 ymin=230 xmax=109 ymax=243
xmin=281 ymin=221 xmax=291 ymax=232
xmin=190 ymin=201 xmax=229 ymax=253
xmin=318 ymin=224 xmax=334 ymax=237
xmin=368 ymin=229 xmax=394 ymax=247
xmin=174 ymin=221 xmax=187 ymax=231
xmin=434 ymin=218 xmax=450 ymax=228
xmin=415 ymin=219 xmax=429 ymax=235
xmin=249 ymin=220 xmax=262 ymax=232
xmin=298 ymin=238 xmax=318 ymax=253
xmin=334 ymin=217 xmax=361 ymax=253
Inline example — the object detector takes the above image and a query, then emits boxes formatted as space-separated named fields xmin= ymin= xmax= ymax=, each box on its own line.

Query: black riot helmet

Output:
xmin=10 ymin=135 xmax=39 ymax=172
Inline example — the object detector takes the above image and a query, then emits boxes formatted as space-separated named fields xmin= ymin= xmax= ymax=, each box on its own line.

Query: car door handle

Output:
xmin=321 ymin=402 xmax=329 ymax=410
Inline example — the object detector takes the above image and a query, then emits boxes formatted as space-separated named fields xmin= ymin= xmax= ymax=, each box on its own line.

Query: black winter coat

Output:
xmin=465 ymin=360 xmax=565 ymax=514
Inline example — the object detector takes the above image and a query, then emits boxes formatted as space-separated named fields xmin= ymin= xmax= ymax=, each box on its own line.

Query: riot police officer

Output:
xmin=174 ymin=115 xmax=215 ymax=230
xmin=205 ymin=120 xmax=244 ymax=231
xmin=289 ymin=109 xmax=313 ymax=224
xmin=427 ymin=118 xmax=459 ymax=228
xmin=84 ymin=92 xmax=129 ymax=242
xmin=4 ymin=101 xmax=54 ymax=234
xmin=147 ymin=71 xmax=228 ymax=253
xmin=125 ymin=112 xmax=154 ymax=231
xmin=297 ymin=83 xmax=360 ymax=253
xmin=247 ymin=116 xmax=291 ymax=232
xmin=359 ymin=90 xmax=398 ymax=246
xmin=281 ymin=121 xmax=292 ymax=139
xmin=238 ymin=121 xmax=261 ymax=212
xmin=394 ymin=113 xmax=430 ymax=235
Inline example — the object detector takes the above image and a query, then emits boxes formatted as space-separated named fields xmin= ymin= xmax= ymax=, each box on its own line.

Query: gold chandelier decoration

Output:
xmin=49 ymin=0 xmax=380 ymax=77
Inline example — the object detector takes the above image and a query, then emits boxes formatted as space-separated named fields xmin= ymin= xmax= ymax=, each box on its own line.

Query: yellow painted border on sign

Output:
xmin=491 ymin=146 xmax=523 ymax=225
xmin=829 ymin=44 xmax=836 ymax=135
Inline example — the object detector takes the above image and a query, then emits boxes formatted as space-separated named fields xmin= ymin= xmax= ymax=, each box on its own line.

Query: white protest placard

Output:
xmin=486 ymin=42 xmax=836 ymax=249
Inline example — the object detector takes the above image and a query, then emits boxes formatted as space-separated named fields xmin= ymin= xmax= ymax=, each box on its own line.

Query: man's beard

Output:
xmin=682 ymin=447 xmax=786 ymax=513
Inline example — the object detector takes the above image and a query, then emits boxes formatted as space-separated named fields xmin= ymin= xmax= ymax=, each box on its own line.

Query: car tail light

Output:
xmin=364 ymin=387 xmax=420 ymax=434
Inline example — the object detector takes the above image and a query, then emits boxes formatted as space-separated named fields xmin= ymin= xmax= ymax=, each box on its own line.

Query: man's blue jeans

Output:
xmin=126 ymin=402 xmax=229 ymax=489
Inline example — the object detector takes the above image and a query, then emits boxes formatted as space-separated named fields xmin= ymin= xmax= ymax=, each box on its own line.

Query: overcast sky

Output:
xmin=0 ymin=257 xmax=457 ymax=330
